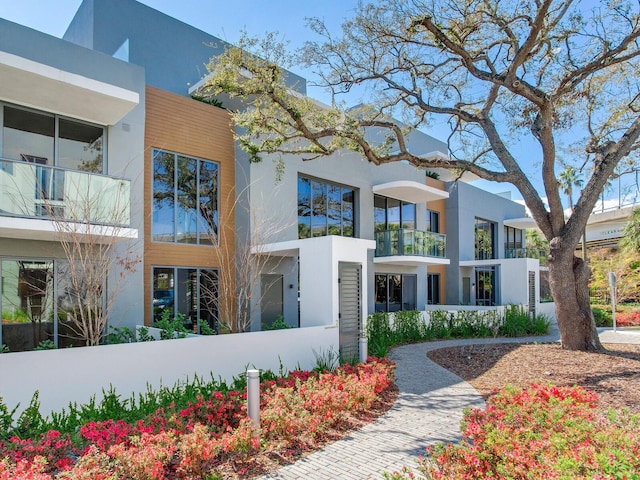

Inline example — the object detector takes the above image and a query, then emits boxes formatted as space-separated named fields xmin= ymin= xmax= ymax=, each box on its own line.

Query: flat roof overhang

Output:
xmin=0 ymin=217 xmax=138 ymax=244
xmin=504 ymin=217 xmax=538 ymax=229
xmin=373 ymin=180 xmax=449 ymax=203
xmin=374 ymin=255 xmax=450 ymax=266
xmin=0 ymin=51 xmax=139 ymax=125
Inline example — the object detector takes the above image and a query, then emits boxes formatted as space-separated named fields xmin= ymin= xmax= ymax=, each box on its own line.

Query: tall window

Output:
xmin=298 ymin=176 xmax=355 ymax=239
xmin=2 ymin=104 xmax=104 ymax=172
xmin=504 ymin=226 xmax=524 ymax=250
xmin=475 ymin=217 xmax=496 ymax=260
xmin=374 ymin=195 xmax=416 ymax=232
xmin=427 ymin=273 xmax=440 ymax=305
xmin=152 ymin=267 xmax=219 ymax=333
xmin=152 ymin=149 xmax=218 ymax=244
xmin=476 ymin=267 xmax=496 ymax=306
xmin=375 ymin=273 xmax=416 ymax=312
xmin=426 ymin=210 xmax=440 ymax=233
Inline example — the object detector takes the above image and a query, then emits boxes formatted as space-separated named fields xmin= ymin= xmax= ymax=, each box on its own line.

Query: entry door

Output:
xmin=261 ymin=274 xmax=283 ymax=328
xmin=462 ymin=277 xmax=471 ymax=305
xmin=338 ymin=263 xmax=361 ymax=361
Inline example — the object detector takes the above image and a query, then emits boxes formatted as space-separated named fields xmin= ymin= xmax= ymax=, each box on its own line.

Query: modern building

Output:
xmin=444 ymin=182 xmax=551 ymax=314
xmin=0 ymin=0 xmax=552 ymax=355
xmin=0 ymin=17 xmax=145 ymax=351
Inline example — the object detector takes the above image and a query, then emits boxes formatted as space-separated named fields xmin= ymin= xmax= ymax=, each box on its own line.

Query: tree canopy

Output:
xmin=201 ymin=0 xmax=640 ymax=351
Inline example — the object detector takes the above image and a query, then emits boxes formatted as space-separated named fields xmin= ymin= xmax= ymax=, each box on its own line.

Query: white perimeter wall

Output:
xmin=0 ymin=326 xmax=338 ymax=416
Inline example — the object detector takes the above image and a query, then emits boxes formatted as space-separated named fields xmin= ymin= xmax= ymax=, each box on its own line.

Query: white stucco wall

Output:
xmin=0 ymin=326 xmax=339 ymax=416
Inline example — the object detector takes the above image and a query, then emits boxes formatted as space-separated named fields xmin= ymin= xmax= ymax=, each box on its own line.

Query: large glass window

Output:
xmin=1 ymin=260 xmax=54 ymax=352
xmin=297 ymin=176 xmax=355 ymax=239
xmin=0 ymin=258 xmax=99 ymax=352
xmin=375 ymin=273 xmax=417 ymax=312
xmin=475 ymin=218 xmax=496 ymax=260
xmin=152 ymin=267 xmax=219 ymax=333
xmin=373 ymin=195 xmax=416 ymax=232
xmin=504 ymin=226 xmax=524 ymax=250
xmin=2 ymin=104 xmax=104 ymax=173
xmin=152 ymin=149 xmax=218 ymax=245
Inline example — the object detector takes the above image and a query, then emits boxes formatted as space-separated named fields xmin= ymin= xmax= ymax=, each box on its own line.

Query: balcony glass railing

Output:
xmin=0 ymin=157 xmax=131 ymax=226
xmin=375 ymin=228 xmax=447 ymax=258
xmin=504 ymin=247 xmax=548 ymax=265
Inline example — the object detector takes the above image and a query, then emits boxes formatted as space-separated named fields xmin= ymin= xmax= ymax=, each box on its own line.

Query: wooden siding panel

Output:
xmin=143 ymin=86 xmax=236 ymax=325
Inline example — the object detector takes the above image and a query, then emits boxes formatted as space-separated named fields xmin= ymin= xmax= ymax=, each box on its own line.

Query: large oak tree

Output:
xmin=201 ymin=0 xmax=640 ymax=351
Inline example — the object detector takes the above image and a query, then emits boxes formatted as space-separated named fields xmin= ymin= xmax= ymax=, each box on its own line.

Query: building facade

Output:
xmin=0 ymin=17 xmax=145 ymax=350
xmin=0 ymin=0 xmax=552 ymax=354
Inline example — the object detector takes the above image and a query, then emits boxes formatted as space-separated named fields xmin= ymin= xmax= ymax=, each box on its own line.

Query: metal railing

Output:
xmin=504 ymin=247 xmax=548 ymax=265
xmin=0 ymin=157 xmax=131 ymax=226
xmin=375 ymin=228 xmax=447 ymax=258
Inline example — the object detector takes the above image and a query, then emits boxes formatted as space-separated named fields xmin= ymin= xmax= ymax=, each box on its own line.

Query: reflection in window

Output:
xmin=152 ymin=266 xmax=219 ymax=333
xmin=0 ymin=260 xmax=54 ymax=352
xmin=476 ymin=267 xmax=496 ymax=306
xmin=58 ymin=119 xmax=104 ymax=172
xmin=375 ymin=273 xmax=416 ymax=312
xmin=298 ymin=176 xmax=356 ymax=239
xmin=2 ymin=104 xmax=104 ymax=173
xmin=504 ymin=226 xmax=524 ymax=250
xmin=373 ymin=195 xmax=416 ymax=232
xmin=475 ymin=218 xmax=496 ymax=260
xmin=152 ymin=149 xmax=218 ymax=245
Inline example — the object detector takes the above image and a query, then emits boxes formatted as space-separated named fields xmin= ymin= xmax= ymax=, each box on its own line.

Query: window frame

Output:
xmin=151 ymin=148 xmax=220 ymax=246
xmin=374 ymin=273 xmax=417 ymax=312
xmin=474 ymin=217 xmax=496 ymax=260
xmin=297 ymin=175 xmax=357 ymax=239
xmin=1 ymin=102 xmax=107 ymax=173
xmin=374 ymin=194 xmax=416 ymax=232
xmin=426 ymin=209 xmax=440 ymax=233
xmin=151 ymin=265 xmax=219 ymax=334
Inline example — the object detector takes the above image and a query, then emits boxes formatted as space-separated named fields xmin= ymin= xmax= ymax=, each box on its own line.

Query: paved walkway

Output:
xmin=258 ymin=327 xmax=640 ymax=479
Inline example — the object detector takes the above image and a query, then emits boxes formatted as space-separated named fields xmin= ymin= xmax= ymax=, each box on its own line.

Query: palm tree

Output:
xmin=558 ymin=166 xmax=587 ymax=260
xmin=558 ymin=167 xmax=584 ymax=212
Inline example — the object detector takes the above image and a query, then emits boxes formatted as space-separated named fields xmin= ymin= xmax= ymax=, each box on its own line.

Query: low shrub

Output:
xmin=367 ymin=307 xmax=549 ymax=355
xmin=384 ymin=384 xmax=640 ymax=480
xmin=0 ymin=358 xmax=395 ymax=478
xmin=616 ymin=310 xmax=640 ymax=327
xmin=500 ymin=304 xmax=550 ymax=336
xmin=592 ymin=307 xmax=613 ymax=327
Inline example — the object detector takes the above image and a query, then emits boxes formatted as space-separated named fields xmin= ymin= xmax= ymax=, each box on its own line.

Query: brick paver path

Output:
xmin=257 ymin=326 xmax=640 ymax=479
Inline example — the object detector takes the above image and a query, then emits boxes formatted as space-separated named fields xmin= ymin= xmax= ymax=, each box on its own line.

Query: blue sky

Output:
xmin=5 ymin=0 xmax=633 ymax=207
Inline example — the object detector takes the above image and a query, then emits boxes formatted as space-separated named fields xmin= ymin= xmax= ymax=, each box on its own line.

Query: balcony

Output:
xmin=505 ymin=247 xmax=548 ymax=266
xmin=374 ymin=228 xmax=448 ymax=266
xmin=0 ymin=157 xmax=136 ymax=242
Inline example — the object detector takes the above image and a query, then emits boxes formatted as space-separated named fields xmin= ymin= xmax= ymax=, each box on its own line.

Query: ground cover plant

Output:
xmin=367 ymin=307 xmax=550 ymax=357
xmin=0 ymin=358 xmax=395 ymax=479
xmin=384 ymin=384 xmax=640 ymax=480
xmin=591 ymin=303 xmax=640 ymax=327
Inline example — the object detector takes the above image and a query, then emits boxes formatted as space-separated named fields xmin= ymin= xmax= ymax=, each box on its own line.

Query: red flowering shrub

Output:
xmin=615 ymin=309 xmax=640 ymax=326
xmin=385 ymin=384 xmax=640 ymax=480
xmin=0 ymin=358 xmax=395 ymax=479
xmin=5 ymin=430 xmax=76 ymax=474
xmin=0 ymin=457 xmax=51 ymax=480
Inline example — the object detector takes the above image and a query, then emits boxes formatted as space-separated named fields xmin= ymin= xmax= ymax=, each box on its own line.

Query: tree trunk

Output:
xmin=548 ymin=250 xmax=602 ymax=351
